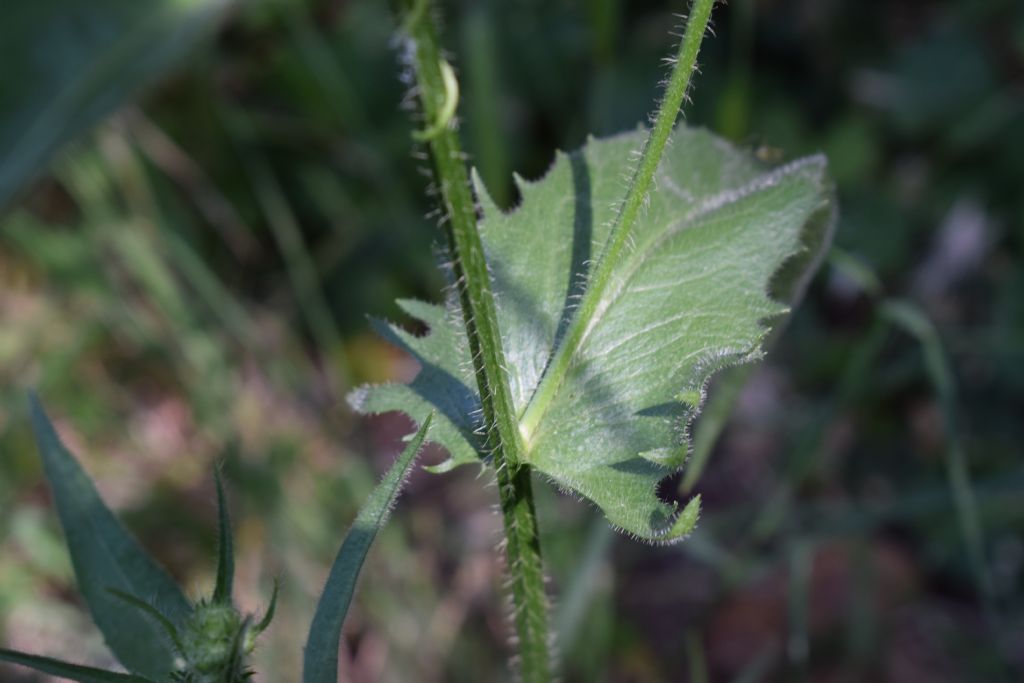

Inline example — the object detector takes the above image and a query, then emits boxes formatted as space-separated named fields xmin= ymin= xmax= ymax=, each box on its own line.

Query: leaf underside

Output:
xmin=29 ymin=395 xmax=192 ymax=679
xmin=350 ymin=126 xmax=834 ymax=542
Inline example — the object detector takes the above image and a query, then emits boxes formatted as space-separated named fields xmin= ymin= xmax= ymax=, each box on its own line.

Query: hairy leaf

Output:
xmin=0 ymin=649 xmax=152 ymax=682
xmin=29 ymin=395 xmax=192 ymax=679
xmin=303 ymin=415 xmax=432 ymax=683
xmin=351 ymin=127 xmax=833 ymax=542
xmin=0 ymin=0 xmax=231 ymax=208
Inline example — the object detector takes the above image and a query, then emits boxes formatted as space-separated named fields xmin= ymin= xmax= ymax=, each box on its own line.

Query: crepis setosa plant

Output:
xmin=350 ymin=0 xmax=835 ymax=678
xmin=1 ymin=0 xmax=836 ymax=680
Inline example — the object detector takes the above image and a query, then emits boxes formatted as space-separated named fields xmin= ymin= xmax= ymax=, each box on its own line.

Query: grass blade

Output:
xmin=880 ymin=301 xmax=997 ymax=622
xmin=213 ymin=468 xmax=235 ymax=604
xmin=555 ymin=519 xmax=614 ymax=658
xmin=0 ymin=649 xmax=151 ymax=683
xmin=302 ymin=415 xmax=432 ymax=683
xmin=28 ymin=394 xmax=192 ymax=679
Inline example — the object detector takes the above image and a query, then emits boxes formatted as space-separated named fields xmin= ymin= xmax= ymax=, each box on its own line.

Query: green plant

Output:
xmin=0 ymin=398 xmax=431 ymax=682
xmin=348 ymin=0 xmax=833 ymax=678
xmin=1 ymin=0 xmax=836 ymax=680
xmin=0 ymin=397 xmax=277 ymax=682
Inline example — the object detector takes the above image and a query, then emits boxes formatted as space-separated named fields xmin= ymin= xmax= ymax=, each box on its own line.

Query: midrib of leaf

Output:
xmin=518 ymin=0 xmax=718 ymax=447
xmin=580 ymin=155 xmax=827 ymax=347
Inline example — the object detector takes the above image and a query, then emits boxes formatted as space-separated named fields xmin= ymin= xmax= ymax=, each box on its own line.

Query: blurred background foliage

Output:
xmin=1 ymin=0 xmax=1023 ymax=681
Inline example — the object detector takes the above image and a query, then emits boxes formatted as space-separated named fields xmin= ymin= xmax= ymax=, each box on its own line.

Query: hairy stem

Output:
xmin=397 ymin=1 xmax=551 ymax=679
xmin=519 ymin=0 xmax=717 ymax=443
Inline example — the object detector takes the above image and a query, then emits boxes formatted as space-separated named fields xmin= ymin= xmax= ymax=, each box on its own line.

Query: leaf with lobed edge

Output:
xmin=350 ymin=126 xmax=834 ymax=543
xmin=349 ymin=300 xmax=481 ymax=473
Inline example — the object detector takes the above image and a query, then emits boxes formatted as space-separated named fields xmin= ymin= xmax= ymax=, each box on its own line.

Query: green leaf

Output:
xmin=351 ymin=127 xmax=834 ymax=542
xmin=303 ymin=415 xmax=432 ymax=683
xmin=0 ymin=649 xmax=152 ymax=683
xmin=0 ymin=0 xmax=231 ymax=208
xmin=107 ymin=589 xmax=185 ymax=655
xmin=212 ymin=468 xmax=235 ymax=604
xmin=357 ymin=302 xmax=483 ymax=474
xmin=252 ymin=577 xmax=279 ymax=637
xmin=28 ymin=394 xmax=193 ymax=679
xmin=682 ymin=168 xmax=835 ymax=493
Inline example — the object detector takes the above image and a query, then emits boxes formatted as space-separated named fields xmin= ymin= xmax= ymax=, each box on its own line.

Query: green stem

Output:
xmin=397 ymin=2 xmax=551 ymax=679
xmin=519 ymin=0 xmax=717 ymax=444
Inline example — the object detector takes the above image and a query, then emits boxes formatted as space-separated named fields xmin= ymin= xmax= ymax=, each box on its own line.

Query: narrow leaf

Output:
xmin=0 ymin=649 xmax=151 ymax=683
xmin=213 ymin=467 xmax=235 ymax=604
xmin=303 ymin=415 xmax=432 ymax=683
xmin=881 ymin=301 xmax=995 ymax=617
xmin=28 ymin=394 xmax=192 ymax=679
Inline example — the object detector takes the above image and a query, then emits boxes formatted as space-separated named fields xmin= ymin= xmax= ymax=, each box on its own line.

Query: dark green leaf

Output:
xmin=0 ymin=649 xmax=152 ymax=683
xmin=0 ymin=0 xmax=232 ymax=208
xmin=303 ymin=415 xmax=432 ymax=683
xmin=29 ymin=394 xmax=192 ymax=679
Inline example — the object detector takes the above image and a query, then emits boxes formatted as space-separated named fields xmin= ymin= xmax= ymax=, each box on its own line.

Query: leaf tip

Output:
xmin=665 ymin=495 xmax=701 ymax=542
xmin=422 ymin=457 xmax=457 ymax=474
xmin=26 ymin=391 xmax=55 ymax=444
xmin=253 ymin=577 xmax=280 ymax=636
xmin=511 ymin=170 xmax=527 ymax=193
xmin=471 ymin=167 xmax=502 ymax=217
xmin=346 ymin=384 xmax=371 ymax=413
